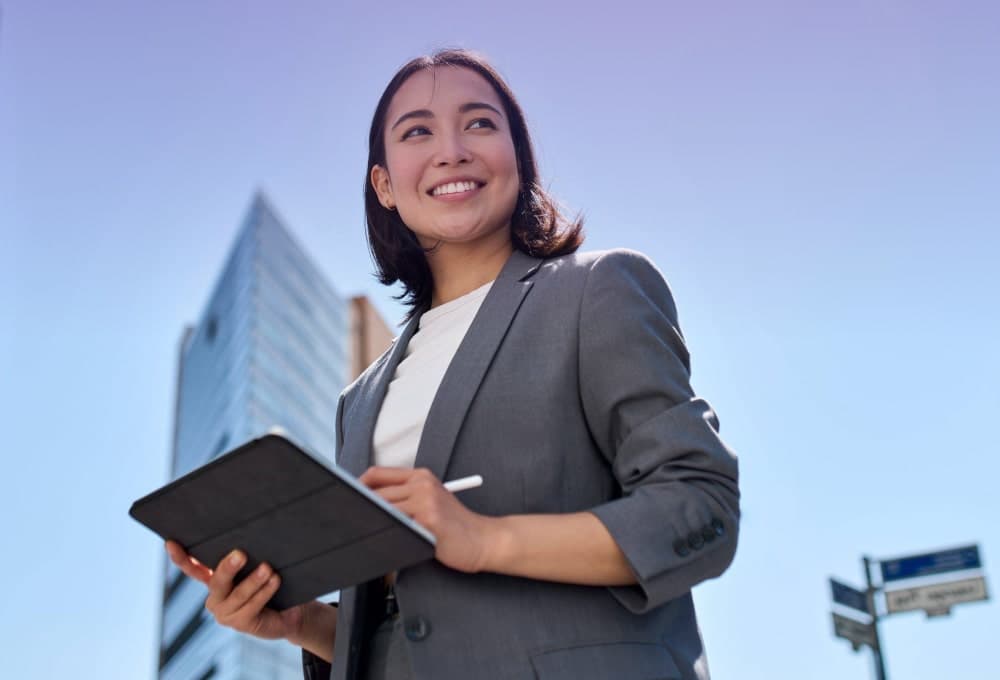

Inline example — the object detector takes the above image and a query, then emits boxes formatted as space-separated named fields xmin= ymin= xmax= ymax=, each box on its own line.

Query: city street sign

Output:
xmin=880 ymin=544 xmax=981 ymax=583
xmin=885 ymin=576 xmax=989 ymax=615
xmin=832 ymin=612 xmax=876 ymax=650
xmin=830 ymin=578 xmax=870 ymax=615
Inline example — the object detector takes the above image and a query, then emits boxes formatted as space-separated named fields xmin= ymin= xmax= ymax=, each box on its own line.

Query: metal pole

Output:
xmin=863 ymin=556 xmax=889 ymax=680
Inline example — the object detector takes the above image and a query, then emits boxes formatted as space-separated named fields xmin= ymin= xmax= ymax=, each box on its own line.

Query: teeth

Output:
xmin=432 ymin=181 xmax=479 ymax=196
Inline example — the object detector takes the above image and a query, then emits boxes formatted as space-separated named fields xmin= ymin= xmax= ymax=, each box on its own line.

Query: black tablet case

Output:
xmin=129 ymin=434 xmax=436 ymax=610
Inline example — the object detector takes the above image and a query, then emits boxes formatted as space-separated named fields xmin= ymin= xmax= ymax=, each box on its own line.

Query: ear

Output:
xmin=370 ymin=165 xmax=395 ymax=210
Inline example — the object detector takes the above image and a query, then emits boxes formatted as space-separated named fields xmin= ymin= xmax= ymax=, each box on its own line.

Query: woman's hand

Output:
xmin=164 ymin=540 xmax=308 ymax=642
xmin=359 ymin=467 xmax=500 ymax=574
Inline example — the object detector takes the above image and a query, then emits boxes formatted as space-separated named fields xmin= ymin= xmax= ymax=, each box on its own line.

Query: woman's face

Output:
xmin=371 ymin=66 xmax=520 ymax=252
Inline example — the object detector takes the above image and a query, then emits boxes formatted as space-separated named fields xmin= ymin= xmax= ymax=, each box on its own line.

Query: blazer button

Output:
xmin=711 ymin=517 xmax=725 ymax=537
xmin=404 ymin=616 xmax=431 ymax=642
xmin=687 ymin=531 xmax=705 ymax=551
xmin=673 ymin=538 xmax=691 ymax=557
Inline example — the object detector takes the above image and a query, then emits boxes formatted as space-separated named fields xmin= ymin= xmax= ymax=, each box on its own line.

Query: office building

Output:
xmin=158 ymin=193 xmax=392 ymax=680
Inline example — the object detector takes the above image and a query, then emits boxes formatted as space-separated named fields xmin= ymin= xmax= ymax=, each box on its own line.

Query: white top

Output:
xmin=372 ymin=280 xmax=494 ymax=469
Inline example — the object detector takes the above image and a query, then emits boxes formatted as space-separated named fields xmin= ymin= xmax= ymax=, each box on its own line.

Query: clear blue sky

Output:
xmin=2 ymin=1 xmax=997 ymax=678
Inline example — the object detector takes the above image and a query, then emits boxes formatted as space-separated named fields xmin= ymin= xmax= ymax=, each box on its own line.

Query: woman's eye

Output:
xmin=468 ymin=118 xmax=497 ymax=130
xmin=401 ymin=126 xmax=430 ymax=140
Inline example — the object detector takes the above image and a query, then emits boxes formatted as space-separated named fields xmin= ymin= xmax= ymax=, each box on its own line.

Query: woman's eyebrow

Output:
xmin=391 ymin=109 xmax=432 ymax=131
xmin=391 ymin=101 xmax=504 ymax=131
xmin=459 ymin=101 xmax=503 ymax=117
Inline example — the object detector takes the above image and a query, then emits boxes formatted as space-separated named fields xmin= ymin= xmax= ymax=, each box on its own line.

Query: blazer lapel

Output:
xmin=413 ymin=250 xmax=542 ymax=481
xmin=338 ymin=312 xmax=422 ymax=477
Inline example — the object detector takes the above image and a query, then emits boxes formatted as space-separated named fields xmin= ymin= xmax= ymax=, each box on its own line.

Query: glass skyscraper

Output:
xmin=158 ymin=193 xmax=390 ymax=680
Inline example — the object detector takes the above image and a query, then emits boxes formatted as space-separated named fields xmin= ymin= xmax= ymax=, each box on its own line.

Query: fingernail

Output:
xmin=230 ymin=551 xmax=244 ymax=567
xmin=256 ymin=564 xmax=270 ymax=581
xmin=269 ymin=574 xmax=280 ymax=587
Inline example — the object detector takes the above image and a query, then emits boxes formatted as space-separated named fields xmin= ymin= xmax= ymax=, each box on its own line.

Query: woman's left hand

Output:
xmin=359 ymin=466 xmax=498 ymax=574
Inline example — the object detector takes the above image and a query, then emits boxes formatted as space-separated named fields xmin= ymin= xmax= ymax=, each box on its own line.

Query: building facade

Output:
xmin=159 ymin=193 xmax=391 ymax=680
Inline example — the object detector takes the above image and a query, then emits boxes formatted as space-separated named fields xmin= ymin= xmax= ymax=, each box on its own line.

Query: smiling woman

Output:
xmin=166 ymin=48 xmax=740 ymax=680
xmin=363 ymin=51 xmax=584 ymax=315
xmin=369 ymin=66 xmax=522 ymax=307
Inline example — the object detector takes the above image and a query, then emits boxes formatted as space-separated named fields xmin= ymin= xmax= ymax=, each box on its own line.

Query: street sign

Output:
xmin=830 ymin=578 xmax=870 ymax=615
xmin=832 ymin=612 xmax=876 ymax=650
xmin=885 ymin=575 xmax=989 ymax=615
xmin=880 ymin=544 xmax=981 ymax=583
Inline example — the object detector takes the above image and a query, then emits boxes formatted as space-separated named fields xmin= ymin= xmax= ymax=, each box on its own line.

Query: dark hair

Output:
xmin=365 ymin=48 xmax=584 ymax=314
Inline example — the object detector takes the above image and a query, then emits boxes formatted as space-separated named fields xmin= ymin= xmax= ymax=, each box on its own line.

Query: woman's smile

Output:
xmin=428 ymin=178 xmax=486 ymax=201
xmin=429 ymin=178 xmax=484 ymax=196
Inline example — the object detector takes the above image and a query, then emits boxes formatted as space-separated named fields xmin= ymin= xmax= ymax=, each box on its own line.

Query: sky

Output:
xmin=1 ymin=1 xmax=998 ymax=678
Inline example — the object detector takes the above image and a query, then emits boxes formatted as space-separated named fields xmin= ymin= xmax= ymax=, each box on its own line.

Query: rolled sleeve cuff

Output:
xmin=591 ymin=496 xmax=737 ymax=614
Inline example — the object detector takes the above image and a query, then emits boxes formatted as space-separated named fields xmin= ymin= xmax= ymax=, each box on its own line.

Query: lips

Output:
xmin=427 ymin=177 xmax=486 ymax=197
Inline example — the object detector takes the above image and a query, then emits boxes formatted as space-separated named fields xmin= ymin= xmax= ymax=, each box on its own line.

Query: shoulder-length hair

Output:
xmin=365 ymin=49 xmax=584 ymax=314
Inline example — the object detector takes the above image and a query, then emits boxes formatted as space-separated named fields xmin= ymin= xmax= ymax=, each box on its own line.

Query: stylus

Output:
xmin=443 ymin=475 xmax=483 ymax=493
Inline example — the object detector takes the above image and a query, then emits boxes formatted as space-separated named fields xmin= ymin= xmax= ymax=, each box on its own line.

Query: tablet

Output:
xmin=129 ymin=433 xmax=436 ymax=610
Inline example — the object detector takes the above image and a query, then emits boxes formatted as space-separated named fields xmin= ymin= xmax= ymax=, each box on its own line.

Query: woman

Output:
xmin=168 ymin=49 xmax=740 ymax=680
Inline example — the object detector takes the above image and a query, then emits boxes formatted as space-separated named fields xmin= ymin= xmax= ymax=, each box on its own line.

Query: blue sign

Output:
xmin=830 ymin=578 xmax=870 ymax=615
xmin=880 ymin=545 xmax=982 ymax=583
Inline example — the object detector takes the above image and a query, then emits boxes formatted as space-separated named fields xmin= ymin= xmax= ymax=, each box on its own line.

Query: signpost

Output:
xmin=885 ymin=576 xmax=988 ymax=616
xmin=829 ymin=543 xmax=989 ymax=680
xmin=830 ymin=578 xmax=870 ymax=615
xmin=832 ymin=612 xmax=876 ymax=650
xmin=880 ymin=545 xmax=981 ymax=583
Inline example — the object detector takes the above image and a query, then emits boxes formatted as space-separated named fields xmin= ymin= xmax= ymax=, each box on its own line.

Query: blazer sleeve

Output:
xmin=581 ymin=249 xmax=740 ymax=614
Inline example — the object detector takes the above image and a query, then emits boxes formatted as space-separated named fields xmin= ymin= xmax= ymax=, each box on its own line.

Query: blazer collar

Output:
xmin=339 ymin=249 xmax=542 ymax=479
xmin=414 ymin=249 xmax=541 ymax=480
xmin=337 ymin=311 xmax=420 ymax=476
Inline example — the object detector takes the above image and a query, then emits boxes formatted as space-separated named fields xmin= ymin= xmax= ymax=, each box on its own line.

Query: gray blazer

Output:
xmin=307 ymin=248 xmax=739 ymax=680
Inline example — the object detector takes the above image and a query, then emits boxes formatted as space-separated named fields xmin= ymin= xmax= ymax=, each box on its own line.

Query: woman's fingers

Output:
xmin=361 ymin=465 xmax=442 ymax=489
xmin=165 ymin=542 xmax=292 ymax=640
xmin=372 ymin=484 xmax=411 ymax=503
xmin=362 ymin=467 xmax=458 ymax=523
xmin=165 ymin=540 xmax=212 ymax=584
xmin=210 ymin=560 xmax=276 ymax=620
xmin=361 ymin=466 xmax=492 ymax=572
xmin=227 ymin=573 xmax=283 ymax=637
xmin=392 ymin=488 xmax=491 ymax=574
xmin=360 ymin=466 xmax=416 ymax=489
xmin=365 ymin=470 xmax=444 ymax=515
xmin=204 ymin=550 xmax=247 ymax=611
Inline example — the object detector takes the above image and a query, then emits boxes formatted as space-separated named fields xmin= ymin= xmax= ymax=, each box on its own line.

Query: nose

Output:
xmin=432 ymin=130 xmax=471 ymax=167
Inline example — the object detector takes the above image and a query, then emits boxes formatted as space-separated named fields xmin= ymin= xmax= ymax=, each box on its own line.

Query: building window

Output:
xmin=163 ymin=570 xmax=185 ymax=602
xmin=160 ymin=609 xmax=207 ymax=669
xmin=196 ymin=664 xmax=218 ymax=680
xmin=205 ymin=316 xmax=219 ymax=343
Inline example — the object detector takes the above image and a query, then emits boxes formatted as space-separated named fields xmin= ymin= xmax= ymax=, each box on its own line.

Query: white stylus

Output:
xmin=443 ymin=474 xmax=483 ymax=493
